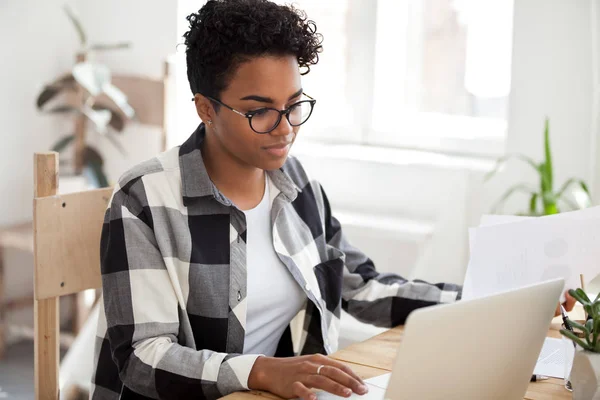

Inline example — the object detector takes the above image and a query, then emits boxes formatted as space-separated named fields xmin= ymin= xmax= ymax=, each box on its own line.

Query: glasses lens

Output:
xmin=250 ymin=109 xmax=281 ymax=133
xmin=288 ymin=101 xmax=314 ymax=126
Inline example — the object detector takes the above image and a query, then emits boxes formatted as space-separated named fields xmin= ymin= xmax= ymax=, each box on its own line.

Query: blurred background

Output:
xmin=1 ymin=0 xmax=600 ymax=398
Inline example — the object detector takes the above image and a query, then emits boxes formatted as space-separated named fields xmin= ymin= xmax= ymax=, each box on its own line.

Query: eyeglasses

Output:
xmin=196 ymin=93 xmax=316 ymax=134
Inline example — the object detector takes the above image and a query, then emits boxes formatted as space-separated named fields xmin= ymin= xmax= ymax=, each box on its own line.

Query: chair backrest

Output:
xmin=33 ymin=152 xmax=112 ymax=399
xmin=101 ymin=59 xmax=173 ymax=151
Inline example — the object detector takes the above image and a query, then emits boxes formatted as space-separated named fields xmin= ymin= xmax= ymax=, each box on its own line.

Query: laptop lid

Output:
xmin=385 ymin=278 xmax=564 ymax=400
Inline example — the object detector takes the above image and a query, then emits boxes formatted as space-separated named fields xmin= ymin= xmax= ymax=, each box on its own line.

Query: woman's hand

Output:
xmin=248 ymin=354 xmax=369 ymax=400
xmin=554 ymin=289 xmax=576 ymax=317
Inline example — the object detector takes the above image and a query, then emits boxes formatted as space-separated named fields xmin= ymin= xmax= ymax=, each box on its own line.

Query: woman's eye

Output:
xmin=251 ymin=108 xmax=269 ymax=116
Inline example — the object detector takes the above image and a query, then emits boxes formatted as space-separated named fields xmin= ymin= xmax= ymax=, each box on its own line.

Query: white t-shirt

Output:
xmin=242 ymin=175 xmax=307 ymax=356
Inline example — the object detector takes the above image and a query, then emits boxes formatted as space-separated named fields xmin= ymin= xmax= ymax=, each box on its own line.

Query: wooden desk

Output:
xmin=225 ymin=325 xmax=572 ymax=400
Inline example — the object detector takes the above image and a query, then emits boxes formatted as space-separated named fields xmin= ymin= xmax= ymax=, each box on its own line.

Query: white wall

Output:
xmin=0 ymin=0 xmax=177 ymax=335
xmin=0 ymin=0 xmax=79 ymax=227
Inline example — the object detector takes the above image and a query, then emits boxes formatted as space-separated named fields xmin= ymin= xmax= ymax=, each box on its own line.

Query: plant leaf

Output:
xmin=569 ymin=320 xmax=590 ymax=336
xmin=89 ymin=42 xmax=131 ymax=51
xmin=544 ymin=118 xmax=553 ymax=191
xmin=37 ymin=86 xmax=62 ymax=110
xmin=594 ymin=302 xmax=600 ymax=316
xmin=544 ymin=203 xmax=559 ymax=215
xmin=557 ymin=178 xmax=592 ymax=199
xmin=83 ymin=145 xmax=103 ymax=167
xmin=72 ymin=62 xmax=111 ymax=97
xmin=85 ymin=162 xmax=109 ymax=188
xmin=63 ymin=4 xmax=87 ymax=46
xmin=575 ymin=288 xmax=592 ymax=304
xmin=569 ymin=288 xmax=591 ymax=305
xmin=539 ymin=163 xmax=552 ymax=195
xmin=102 ymin=83 xmax=135 ymax=119
xmin=580 ymin=181 xmax=591 ymax=196
xmin=594 ymin=318 xmax=600 ymax=348
xmin=569 ymin=288 xmax=590 ymax=306
xmin=81 ymin=105 xmax=111 ymax=134
xmin=46 ymin=105 xmax=79 ymax=114
xmin=92 ymin=103 xmax=125 ymax=132
xmin=529 ymin=193 xmax=538 ymax=214
xmin=36 ymin=74 xmax=76 ymax=109
xmin=491 ymin=184 xmax=537 ymax=214
xmin=485 ymin=154 xmax=540 ymax=182
xmin=561 ymin=329 xmax=592 ymax=350
xmin=586 ymin=319 xmax=594 ymax=333
xmin=51 ymin=134 xmax=75 ymax=153
xmin=83 ymin=146 xmax=109 ymax=188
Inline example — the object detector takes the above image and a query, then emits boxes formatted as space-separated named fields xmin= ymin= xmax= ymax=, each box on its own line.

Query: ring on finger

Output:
xmin=316 ymin=365 xmax=325 ymax=375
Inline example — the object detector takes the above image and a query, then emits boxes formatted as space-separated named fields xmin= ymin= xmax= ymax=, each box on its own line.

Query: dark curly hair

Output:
xmin=183 ymin=0 xmax=323 ymax=101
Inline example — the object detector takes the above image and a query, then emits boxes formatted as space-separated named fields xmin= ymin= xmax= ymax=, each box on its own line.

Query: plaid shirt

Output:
xmin=91 ymin=124 xmax=462 ymax=400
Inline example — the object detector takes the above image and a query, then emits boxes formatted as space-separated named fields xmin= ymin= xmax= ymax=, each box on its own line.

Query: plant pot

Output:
xmin=571 ymin=349 xmax=600 ymax=399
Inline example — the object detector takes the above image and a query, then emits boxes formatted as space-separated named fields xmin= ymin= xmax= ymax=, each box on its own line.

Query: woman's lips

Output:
xmin=263 ymin=143 xmax=291 ymax=157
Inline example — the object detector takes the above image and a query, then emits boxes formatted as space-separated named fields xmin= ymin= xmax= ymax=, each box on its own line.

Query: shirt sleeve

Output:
xmin=99 ymin=178 xmax=260 ymax=399
xmin=318 ymin=184 xmax=462 ymax=327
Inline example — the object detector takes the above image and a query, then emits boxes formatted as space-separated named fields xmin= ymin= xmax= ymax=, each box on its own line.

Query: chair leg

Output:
xmin=34 ymin=297 xmax=59 ymax=400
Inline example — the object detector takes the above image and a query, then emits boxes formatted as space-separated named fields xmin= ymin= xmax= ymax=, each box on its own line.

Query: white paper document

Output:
xmin=463 ymin=206 xmax=600 ymax=300
xmin=533 ymin=337 xmax=574 ymax=379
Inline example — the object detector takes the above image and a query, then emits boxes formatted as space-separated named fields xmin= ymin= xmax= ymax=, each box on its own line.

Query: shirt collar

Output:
xmin=178 ymin=123 xmax=300 ymax=207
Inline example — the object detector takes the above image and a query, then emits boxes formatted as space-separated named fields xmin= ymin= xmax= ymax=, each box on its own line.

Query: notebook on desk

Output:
xmin=317 ymin=279 xmax=564 ymax=400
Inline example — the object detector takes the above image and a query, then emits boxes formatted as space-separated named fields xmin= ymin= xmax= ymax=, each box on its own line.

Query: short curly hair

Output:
xmin=183 ymin=0 xmax=323 ymax=101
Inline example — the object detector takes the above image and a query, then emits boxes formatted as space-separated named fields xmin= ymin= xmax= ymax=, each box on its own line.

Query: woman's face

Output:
xmin=198 ymin=55 xmax=304 ymax=171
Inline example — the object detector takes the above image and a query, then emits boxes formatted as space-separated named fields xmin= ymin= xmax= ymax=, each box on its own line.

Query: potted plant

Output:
xmin=37 ymin=4 xmax=135 ymax=188
xmin=560 ymin=289 xmax=600 ymax=399
xmin=486 ymin=118 xmax=592 ymax=215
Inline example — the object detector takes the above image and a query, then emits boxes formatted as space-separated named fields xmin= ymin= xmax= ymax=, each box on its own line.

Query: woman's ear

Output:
xmin=194 ymin=94 xmax=215 ymax=125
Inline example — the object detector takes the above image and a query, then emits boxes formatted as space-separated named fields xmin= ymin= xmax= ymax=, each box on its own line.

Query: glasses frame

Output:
xmin=196 ymin=93 xmax=317 ymax=134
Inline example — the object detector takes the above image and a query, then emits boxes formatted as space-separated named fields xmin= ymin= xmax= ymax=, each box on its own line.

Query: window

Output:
xmin=370 ymin=0 xmax=513 ymax=156
xmin=174 ymin=0 xmax=513 ymax=157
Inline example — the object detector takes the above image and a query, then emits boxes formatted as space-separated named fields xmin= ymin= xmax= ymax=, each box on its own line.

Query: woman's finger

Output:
xmin=310 ymin=354 xmax=365 ymax=385
xmin=318 ymin=364 xmax=368 ymax=395
xmin=305 ymin=374 xmax=352 ymax=398
xmin=292 ymin=381 xmax=316 ymax=400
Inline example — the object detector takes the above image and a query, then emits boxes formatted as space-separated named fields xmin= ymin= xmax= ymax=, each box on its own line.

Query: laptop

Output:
xmin=318 ymin=278 xmax=564 ymax=400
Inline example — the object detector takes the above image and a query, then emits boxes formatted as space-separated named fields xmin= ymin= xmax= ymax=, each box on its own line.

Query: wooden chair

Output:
xmin=101 ymin=59 xmax=173 ymax=152
xmin=33 ymin=152 xmax=111 ymax=399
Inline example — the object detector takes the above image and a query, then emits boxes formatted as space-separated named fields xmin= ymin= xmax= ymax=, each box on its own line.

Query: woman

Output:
xmin=90 ymin=1 xmax=574 ymax=399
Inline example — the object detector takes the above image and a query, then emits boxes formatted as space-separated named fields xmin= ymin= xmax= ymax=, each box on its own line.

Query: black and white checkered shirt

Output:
xmin=91 ymin=124 xmax=462 ymax=399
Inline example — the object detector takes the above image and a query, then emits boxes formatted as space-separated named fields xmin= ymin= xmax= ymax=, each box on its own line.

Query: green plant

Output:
xmin=36 ymin=4 xmax=134 ymax=188
xmin=560 ymin=289 xmax=600 ymax=353
xmin=486 ymin=118 xmax=592 ymax=215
